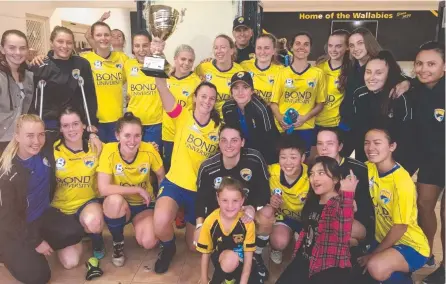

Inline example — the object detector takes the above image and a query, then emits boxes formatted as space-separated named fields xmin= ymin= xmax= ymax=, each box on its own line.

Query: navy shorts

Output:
xmin=98 ymin=122 xmax=118 ymax=143
xmin=74 ymin=198 xmax=103 ymax=221
xmin=142 ymin=123 xmax=162 ymax=151
xmin=126 ymin=201 xmax=155 ymax=224
xmin=275 ymin=216 xmax=303 ymax=233
xmin=157 ymin=178 xmax=197 ymax=225
xmin=417 ymin=157 xmax=445 ymax=188
xmin=162 ymin=140 xmax=174 ymax=171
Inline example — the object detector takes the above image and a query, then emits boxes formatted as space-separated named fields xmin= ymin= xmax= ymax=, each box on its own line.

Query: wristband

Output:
xmin=196 ymin=223 xmax=203 ymax=230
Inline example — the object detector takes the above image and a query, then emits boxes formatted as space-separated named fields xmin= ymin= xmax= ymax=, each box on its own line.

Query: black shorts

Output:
xmin=417 ymin=157 xmax=445 ymax=188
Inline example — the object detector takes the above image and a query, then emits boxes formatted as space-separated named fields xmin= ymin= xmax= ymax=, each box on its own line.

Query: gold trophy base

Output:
xmin=141 ymin=68 xmax=170 ymax=78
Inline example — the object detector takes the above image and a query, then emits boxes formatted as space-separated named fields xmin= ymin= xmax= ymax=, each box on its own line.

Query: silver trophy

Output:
xmin=142 ymin=4 xmax=184 ymax=78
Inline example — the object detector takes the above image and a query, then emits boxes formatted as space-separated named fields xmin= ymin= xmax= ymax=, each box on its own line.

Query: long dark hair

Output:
xmin=367 ymin=50 xmax=403 ymax=116
xmin=55 ymin=106 xmax=89 ymax=153
xmin=301 ymin=156 xmax=342 ymax=221
xmin=0 ymin=30 xmax=28 ymax=82
xmin=193 ymin=81 xmax=221 ymax=127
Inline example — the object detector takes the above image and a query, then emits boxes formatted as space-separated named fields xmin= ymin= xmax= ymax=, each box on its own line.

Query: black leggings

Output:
xmin=0 ymin=207 xmax=84 ymax=284
xmin=276 ymin=254 xmax=350 ymax=284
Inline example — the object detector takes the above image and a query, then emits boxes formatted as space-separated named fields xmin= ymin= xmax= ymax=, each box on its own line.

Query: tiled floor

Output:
xmin=0 ymin=202 xmax=443 ymax=284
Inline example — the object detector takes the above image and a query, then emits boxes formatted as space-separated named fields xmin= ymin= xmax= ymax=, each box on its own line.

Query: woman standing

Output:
xmin=276 ymin=156 xmax=357 ymax=284
xmin=81 ymin=22 xmax=128 ymax=143
xmin=123 ymin=31 xmax=163 ymax=147
xmin=30 ymin=26 xmax=98 ymax=144
xmin=195 ymin=34 xmax=244 ymax=116
xmin=240 ymin=34 xmax=283 ymax=103
xmin=97 ymin=112 xmax=165 ymax=267
xmin=0 ymin=30 xmax=33 ymax=153
xmin=163 ymin=44 xmax=201 ymax=170
xmin=412 ymin=42 xmax=445 ymax=284
xmin=270 ymin=32 xmax=326 ymax=155
xmin=153 ymin=78 xmax=221 ymax=274
xmin=0 ymin=114 xmax=84 ymax=284
xmin=352 ymin=51 xmax=417 ymax=174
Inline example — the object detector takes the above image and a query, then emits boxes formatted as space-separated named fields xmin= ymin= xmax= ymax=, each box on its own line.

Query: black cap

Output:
xmin=230 ymin=71 xmax=253 ymax=89
xmin=233 ymin=16 xmax=250 ymax=31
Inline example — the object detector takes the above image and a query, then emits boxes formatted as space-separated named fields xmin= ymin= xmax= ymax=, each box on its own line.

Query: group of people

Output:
xmin=0 ymin=11 xmax=444 ymax=284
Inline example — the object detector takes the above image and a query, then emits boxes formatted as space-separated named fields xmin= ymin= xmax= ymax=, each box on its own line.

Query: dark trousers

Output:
xmin=276 ymin=254 xmax=350 ymax=284
xmin=0 ymin=207 xmax=84 ymax=284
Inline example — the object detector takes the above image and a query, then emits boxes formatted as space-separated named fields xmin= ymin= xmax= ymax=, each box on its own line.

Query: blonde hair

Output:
xmin=214 ymin=34 xmax=237 ymax=62
xmin=0 ymin=114 xmax=44 ymax=175
xmin=170 ymin=44 xmax=195 ymax=75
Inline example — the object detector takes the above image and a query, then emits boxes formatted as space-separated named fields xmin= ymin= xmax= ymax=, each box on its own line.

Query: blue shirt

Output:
xmin=18 ymin=154 xmax=51 ymax=223
xmin=237 ymin=108 xmax=250 ymax=143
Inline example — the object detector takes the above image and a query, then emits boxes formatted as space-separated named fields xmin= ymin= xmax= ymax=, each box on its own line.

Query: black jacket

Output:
xmin=352 ymin=85 xmax=417 ymax=174
xmin=340 ymin=61 xmax=366 ymax=127
xmin=0 ymin=145 xmax=56 ymax=249
xmin=222 ymin=95 xmax=279 ymax=164
xmin=413 ymin=76 xmax=445 ymax=159
xmin=29 ymin=51 xmax=98 ymax=126
xmin=195 ymin=148 xmax=270 ymax=219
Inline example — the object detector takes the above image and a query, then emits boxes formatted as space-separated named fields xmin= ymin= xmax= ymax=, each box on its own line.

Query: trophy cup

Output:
xmin=141 ymin=4 xmax=181 ymax=78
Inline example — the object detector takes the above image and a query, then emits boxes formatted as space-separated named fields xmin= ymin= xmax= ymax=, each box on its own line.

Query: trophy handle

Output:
xmin=180 ymin=8 xmax=186 ymax=24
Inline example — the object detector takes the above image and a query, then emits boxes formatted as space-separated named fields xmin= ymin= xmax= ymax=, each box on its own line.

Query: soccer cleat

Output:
xmin=85 ymin=257 xmax=103 ymax=281
xmin=175 ymin=208 xmax=186 ymax=229
xmin=155 ymin=243 xmax=176 ymax=274
xmin=253 ymin=253 xmax=269 ymax=280
xmin=112 ymin=241 xmax=125 ymax=267
xmin=270 ymin=249 xmax=283 ymax=264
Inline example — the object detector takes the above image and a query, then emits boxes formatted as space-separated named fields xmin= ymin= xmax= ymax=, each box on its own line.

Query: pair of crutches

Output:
xmin=35 ymin=76 xmax=92 ymax=128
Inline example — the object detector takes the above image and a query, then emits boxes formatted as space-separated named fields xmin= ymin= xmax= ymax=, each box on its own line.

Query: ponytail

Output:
xmin=210 ymin=108 xmax=221 ymax=127
xmin=0 ymin=114 xmax=44 ymax=175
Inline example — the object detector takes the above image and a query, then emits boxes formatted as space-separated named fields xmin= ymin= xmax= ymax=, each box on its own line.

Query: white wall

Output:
xmin=146 ymin=1 xmax=237 ymax=65
xmin=53 ymin=8 xmax=132 ymax=55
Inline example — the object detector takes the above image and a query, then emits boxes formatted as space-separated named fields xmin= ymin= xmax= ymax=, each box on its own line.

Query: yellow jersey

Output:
xmin=195 ymin=60 xmax=244 ymax=115
xmin=196 ymin=208 xmax=256 ymax=258
xmin=269 ymin=163 xmax=309 ymax=221
xmin=97 ymin=142 xmax=163 ymax=205
xmin=164 ymin=108 xmax=219 ymax=191
xmin=315 ymin=60 xmax=343 ymax=127
xmin=163 ymin=72 xmax=201 ymax=142
xmin=81 ymin=51 xmax=128 ymax=123
xmin=271 ymin=64 xmax=326 ymax=130
xmin=51 ymin=141 xmax=99 ymax=215
xmin=367 ymin=162 xmax=430 ymax=257
xmin=241 ymin=59 xmax=283 ymax=103
xmin=124 ymin=59 xmax=163 ymax=125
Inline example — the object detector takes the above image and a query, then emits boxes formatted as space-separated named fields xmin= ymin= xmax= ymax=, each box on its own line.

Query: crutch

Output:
xmin=37 ymin=80 xmax=46 ymax=118
xmin=77 ymin=76 xmax=92 ymax=128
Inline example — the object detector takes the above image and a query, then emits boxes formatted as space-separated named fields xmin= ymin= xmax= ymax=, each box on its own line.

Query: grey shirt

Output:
xmin=0 ymin=70 xmax=34 ymax=142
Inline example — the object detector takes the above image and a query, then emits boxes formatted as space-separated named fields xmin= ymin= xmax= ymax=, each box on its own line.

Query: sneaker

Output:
xmin=424 ymin=255 xmax=436 ymax=268
xmin=253 ymin=253 xmax=269 ymax=280
xmin=112 ymin=241 xmax=125 ymax=267
xmin=155 ymin=243 xmax=176 ymax=274
xmin=85 ymin=257 xmax=103 ymax=280
xmin=270 ymin=249 xmax=283 ymax=264
xmin=223 ymin=279 xmax=236 ymax=284
xmin=175 ymin=209 xmax=186 ymax=229
xmin=423 ymin=264 xmax=445 ymax=284
xmin=93 ymin=246 xmax=106 ymax=260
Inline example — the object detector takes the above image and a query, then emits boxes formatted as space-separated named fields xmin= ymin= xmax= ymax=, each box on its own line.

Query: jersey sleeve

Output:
xmin=271 ymin=70 xmax=284 ymax=104
xmin=148 ymin=144 xmax=163 ymax=172
xmin=243 ymin=221 xmax=256 ymax=252
xmin=315 ymin=70 xmax=326 ymax=103
xmin=392 ymin=178 xmax=416 ymax=225
xmin=97 ymin=145 xmax=113 ymax=174
xmin=392 ymin=94 xmax=411 ymax=122
xmin=196 ymin=218 xmax=214 ymax=253
xmin=195 ymin=163 xmax=210 ymax=219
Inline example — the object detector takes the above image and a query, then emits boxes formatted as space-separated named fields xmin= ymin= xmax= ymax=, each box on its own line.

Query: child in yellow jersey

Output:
xmin=268 ymin=133 xmax=309 ymax=264
xmin=153 ymin=78 xmax=221 ymax=274
xmin=241 ymin=34 xmax=283 ymax=103
xmin=51 ymin=107 xmax=105 ymax=260
xmin=163 ymin=44 xmax=201 ymax=171
xmin=81 ymin=22 xmax=128 ymax=143
xmin=358 ymin=128 xmax=429 ymax=283
xmin=195 ymin=34 xmax=244 ymax=116
xmin=315 ymin=30 xmax=350 ymax=130
xmin=124 ymin=31 xmax=163 ymax=147
xmin=197 ymin=177 xmax=255 ymax=284
xmin=271 ymin=32 xmax=326 ymax=155
xmin=97 ymin=113 xmax=165 ymax=267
